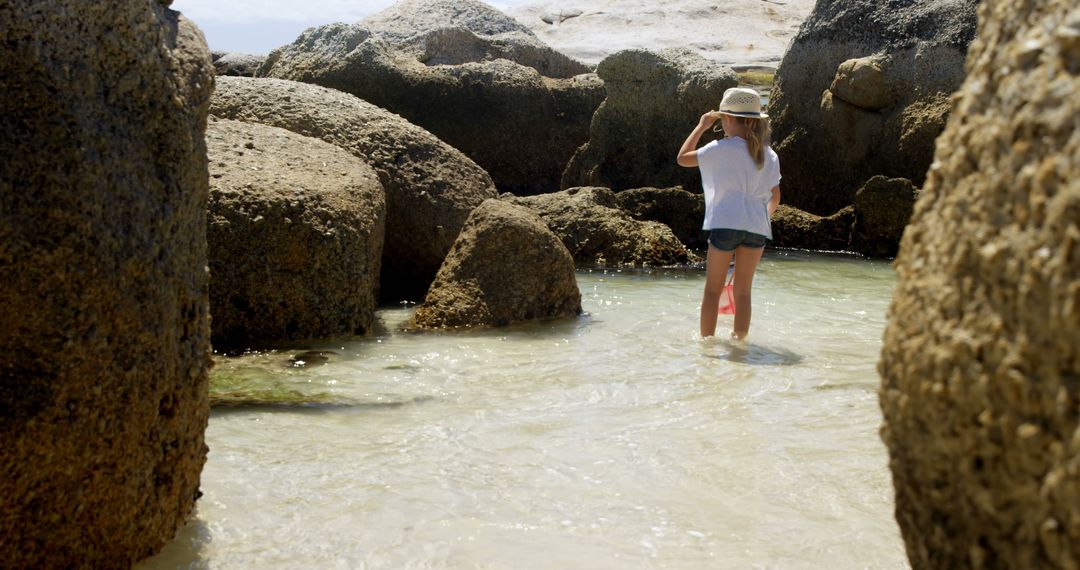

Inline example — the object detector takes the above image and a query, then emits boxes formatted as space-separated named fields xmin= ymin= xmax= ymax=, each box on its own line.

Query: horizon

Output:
xmin=172 ymin=0 xmax=528 ymax=54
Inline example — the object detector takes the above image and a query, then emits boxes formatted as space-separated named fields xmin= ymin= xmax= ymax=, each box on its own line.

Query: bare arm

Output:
xmin=676 ymin=113 xmax=718 ymax=167
xmin=767 ymin=185 xmax=781 ymax=216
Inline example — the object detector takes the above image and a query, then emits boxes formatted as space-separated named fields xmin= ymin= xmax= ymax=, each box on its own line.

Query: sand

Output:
xmin=504 ymin=0 xmax=815 ymax=68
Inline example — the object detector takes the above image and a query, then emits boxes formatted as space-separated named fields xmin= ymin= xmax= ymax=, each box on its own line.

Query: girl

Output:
xmin=676 ymin=87 xmax=781 ymax=339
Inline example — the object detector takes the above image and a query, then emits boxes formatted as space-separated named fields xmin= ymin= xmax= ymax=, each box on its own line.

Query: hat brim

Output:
xmin=718 ymin=109 xmax=768 ymax=119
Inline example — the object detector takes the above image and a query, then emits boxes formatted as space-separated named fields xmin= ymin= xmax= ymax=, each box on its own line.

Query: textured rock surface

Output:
xmin=615 ymin=186 xmax=707 ymax=251
xmin=562 ymin=48 xmax=737 ymax=192
xmin=850 ymin=176 xmax=918 ymax=258
xmin=257 ymin=21 xmax=603 ymax=195
xmin=413 ymin=199 xmax=581 ymax=329
xmin=505 ymin=187 xmax=699 ymax=265
xmin=0 ymin=2 xmax=213 ymax=566
xmin=211 ymin=51 xmax=266 ymax=77
xmin=879 ymin=0 xmax=1080 ymax=566
xmin=209 ymin=76 xmax=495 ymax=301
xmin=206 ymin=119 xmax=385 ymax=346
xmin=364 ymin=0 xmax=591 ymax=78
xmin=770 ymin=205 xmax=854 ymax=252
xmin=769 ymin=0 xmax=978 ymax=215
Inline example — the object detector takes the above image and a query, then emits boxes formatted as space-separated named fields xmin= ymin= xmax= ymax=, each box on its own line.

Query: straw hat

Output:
xmin=713 ymin=87 xmax=767 ymax=119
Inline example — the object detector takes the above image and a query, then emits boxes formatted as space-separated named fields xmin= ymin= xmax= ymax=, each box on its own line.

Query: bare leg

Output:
xmin=730 ymin=245 xmax=765 ymax=339
xmin=700 ymin=246 xmax=735 ymax=337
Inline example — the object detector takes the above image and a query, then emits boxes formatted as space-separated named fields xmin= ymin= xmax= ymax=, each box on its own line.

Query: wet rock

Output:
xmin=614 ymin=186 xmax=707 ymax=251
xmin=879 ymin=0 xmax=1080 ymax=566
xmin=209 ymin=76 xmax=496 ymax=301
xmin=505 ymin=187 xmax=699 ymax=265
xmin=212 ymin=51 xmax=266 ymax=77
xmin=258 ymin=13 xmax=603 ymax=196
xmin=561 ymin=48 xmax=738 ymax=192
xmin=770 ymin=205 xmax=854 ymax=252
xmin=206 ymin=119 xmax=385 ymax=346
xmin=0 ymin=2 xmax=213 ymax=566
xmin=850 ymin=176 xmax=917 ymax=258
xmin=769 ymin=0 xmax=978 ymax=215
xmin=413 ymin=199 xmax=581 ymax=328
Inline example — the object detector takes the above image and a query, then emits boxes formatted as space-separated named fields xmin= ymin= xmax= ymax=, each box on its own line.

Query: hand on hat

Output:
xmin=697 ymin=112 xmax=719 ymax=130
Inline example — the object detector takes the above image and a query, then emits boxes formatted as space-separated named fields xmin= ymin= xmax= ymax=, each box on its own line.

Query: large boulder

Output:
xmin=770 ymin=205 xmax=854 ymax=252
xmin=0 ymin=2 xmax=213 ymax=566
xmin=364 ymin=0 xmax=591 ymax=78
xmin=769 ymin=0 xmax=979 ymax=215
xmin=257 ymin=19 xmax=604 ymax=195
xmin=561 ymin=48 xmax=738 ymax=192
xmin=505 ymin=187 xmax=699 ymax=266
xmin=614 ymin=186 xmax=707 ymax=251
xmin=879 ymin=0 xmax=1080 ymax=567
xmin=206 ymin=119 xmax=385 ymax=347
xmin=208 ymin=76 xmax=496 ymax=302
xmin=412 ymin=199 xmax=581 ymax=328
xmin=850 ymin=176 xmax=918 ymax=258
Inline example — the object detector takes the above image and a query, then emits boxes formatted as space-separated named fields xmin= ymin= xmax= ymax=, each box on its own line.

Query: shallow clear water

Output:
xmin=140 ymin=250 xmax=909 ymax=569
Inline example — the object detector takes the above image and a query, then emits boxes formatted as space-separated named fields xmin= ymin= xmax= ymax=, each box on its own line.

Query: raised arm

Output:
xmin=676 ymin=113 xmax=718 ymax=167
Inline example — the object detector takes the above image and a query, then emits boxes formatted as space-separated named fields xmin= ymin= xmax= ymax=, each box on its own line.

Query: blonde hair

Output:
xmin=710 ymin=113 xmax=773 ymax=170
xmin=736 ymin=116 xmax=771 ymax=170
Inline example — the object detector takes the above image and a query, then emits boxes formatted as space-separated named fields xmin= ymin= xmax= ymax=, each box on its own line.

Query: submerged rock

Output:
xmin=769 ymin=0 xmax=978 ymax=215
xmin=879 ymin=0 xmax=1080 ymax=565
xmin=206 ymin=119 xmax=385 ymax=346
xmin=209 ymin=76 xmax=496 ymax=301
xmin=561 ymin=48 xmax=737 ymax=192
xmin=258 ymin=16 xmax=603 ymax=195
xmin=505 ymin=187 xmax=699 ymax=266
xmin=0 ymin=2 xmax=213 ymax=566
xmin=413 ymin=199 xmax=581 ymax=329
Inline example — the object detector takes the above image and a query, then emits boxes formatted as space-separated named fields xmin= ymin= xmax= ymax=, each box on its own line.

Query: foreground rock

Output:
xmin=258 ymin=8 xmax=603 ymax=195
xmin=364 ymin=0 xmax=590 ymax=78
xmin=879 ymin=0 xmax=1080 ymax=566
xmin=769 ymin=0 xmax=978 ymax=215
xmin=209 ymin=76 xmax=496 ymax=301
xmin=206 ymin=119 xmax=385 ymax=346
xmin=413 ymin=199 xmax=581 ymax=328
xmin=562 ymin=48 xmax=737 ymax=192
xmin=614 ymin=186 xmax=707 ymax=251
xmin=0 ymin=2 xmax=213 ymax=566
xmin=506 ymin=187 xmax=699 ymax=265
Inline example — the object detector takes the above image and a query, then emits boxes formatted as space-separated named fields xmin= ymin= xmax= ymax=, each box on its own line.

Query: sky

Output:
xmin=171 ymin=0 xmax=526 ymax=54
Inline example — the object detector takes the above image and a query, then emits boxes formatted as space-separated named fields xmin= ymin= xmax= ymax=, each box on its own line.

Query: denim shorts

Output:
xmin=707 ymin=229 xmax=767 ymax=251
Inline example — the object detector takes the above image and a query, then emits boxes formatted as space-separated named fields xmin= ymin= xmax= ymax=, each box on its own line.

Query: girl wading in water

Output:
xmin=677 ymin=87 xmax=781 ymax=339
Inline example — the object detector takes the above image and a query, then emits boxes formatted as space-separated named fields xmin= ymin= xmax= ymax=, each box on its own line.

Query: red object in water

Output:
xmin=717 ymin=282 xmax=736 ymax=315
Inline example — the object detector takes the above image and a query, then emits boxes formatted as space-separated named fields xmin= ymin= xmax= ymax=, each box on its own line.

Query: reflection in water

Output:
xmin=139 ymin=251 xmax=907 ymax=569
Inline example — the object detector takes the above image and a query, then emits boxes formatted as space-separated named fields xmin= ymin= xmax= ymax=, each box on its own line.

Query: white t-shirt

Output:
xmin=696 ymin=137 xmax=781 ymax=238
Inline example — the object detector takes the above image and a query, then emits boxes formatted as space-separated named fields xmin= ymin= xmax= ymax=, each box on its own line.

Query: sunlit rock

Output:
xmin=206 ymin=119 xmax=385 ymax=346
xmin=879 ymin=0 xmax=1080 ymax=565
xmin=412 ymin=199 xmax=581 ymax=328
xmin=0 ymin=1 xmax=213 ymax=565
xmin=769 ymin=0 xmax=978 ymax=215
xmin=209 ymin=76 xmax=496 ymax=301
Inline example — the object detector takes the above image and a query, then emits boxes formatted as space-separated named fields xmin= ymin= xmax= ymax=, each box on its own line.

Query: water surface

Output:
xmin=140 ymin=250 xmax=908 ymax=569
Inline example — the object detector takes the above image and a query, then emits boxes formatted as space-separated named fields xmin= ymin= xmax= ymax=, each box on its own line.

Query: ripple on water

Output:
xmin=139 ymin=251 xmax=908 ymax=570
